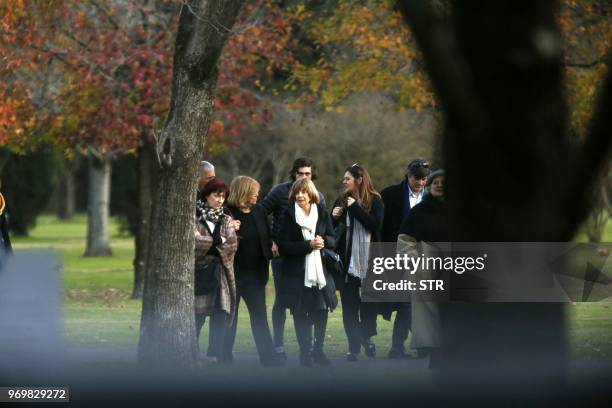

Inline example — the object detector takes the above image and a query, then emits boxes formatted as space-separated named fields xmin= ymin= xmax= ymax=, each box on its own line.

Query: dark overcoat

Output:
xmin=276 ymin=202 xmax=337 ymax=312
xmin=227 ymin=204 xmax=273 ymax=285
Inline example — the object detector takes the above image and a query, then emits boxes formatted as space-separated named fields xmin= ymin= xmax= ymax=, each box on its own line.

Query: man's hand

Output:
xmin=271 ymin=241 xmax=279 ymax=257
xmin=233 ymin=220 xmax=241 ymax=231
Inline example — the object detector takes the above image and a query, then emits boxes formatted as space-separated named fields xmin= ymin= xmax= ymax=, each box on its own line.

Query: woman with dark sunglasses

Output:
xmin=331 ymin=164 xmax=384 ymax=361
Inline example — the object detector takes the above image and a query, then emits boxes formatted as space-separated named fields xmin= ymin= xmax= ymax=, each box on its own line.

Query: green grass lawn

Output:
xmin=11 ymin=215 xmax=612 ymax=360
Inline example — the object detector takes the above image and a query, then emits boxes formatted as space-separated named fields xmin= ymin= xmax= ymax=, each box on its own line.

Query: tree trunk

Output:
xmin=132 ymin=142 xmax=156 ymax=299
xmin=85 ymin=151 xmax=112 ymax=257
xmin=58 ymin=158 xmax=77 ymax=220
xmin=399 ymin=0 xmax=611 ymax=386
xmin=138 ymin=0 xmax=244 ymax=368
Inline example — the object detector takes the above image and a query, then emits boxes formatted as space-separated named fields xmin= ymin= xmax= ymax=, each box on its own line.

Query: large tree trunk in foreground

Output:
xmin=138 ymin=0 xmax=244 ymax=368
xmin=399 ymin=0 xmax=611 ymax=385
xmin=85 ymin=150 xmax=112 ymax=257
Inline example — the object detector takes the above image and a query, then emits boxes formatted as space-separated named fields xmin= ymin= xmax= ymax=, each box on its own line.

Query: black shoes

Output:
xmin=299 ymin=352 xmax=313 ymax=367
xmin=346 ymin=352 xmax=359 ymax=362
xmin=388 ymin=348 xmax=413 ymax=359
xmin=312 ymin=350 xmax=331 ymax=366
xmin=363 ymin=341 xmax=376 ymax=358
xmin=274 ymin=348 xmax=287 ymax=361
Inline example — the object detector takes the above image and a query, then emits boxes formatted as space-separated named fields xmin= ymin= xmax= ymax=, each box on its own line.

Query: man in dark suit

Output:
xmin=380 ymin=158 xmax=430 ymax=358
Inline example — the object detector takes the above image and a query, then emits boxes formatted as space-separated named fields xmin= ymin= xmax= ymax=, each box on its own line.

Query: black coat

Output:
xmin=227 ymin=204 xmax=272 ymax=285
xmin=1 ymin=213 xmax=11 ymax=253
xmin=331 ymin=196 xmax=384 ymax=274
xmin=380 ymin=180 xmax=418 ymax=242
xmin=399 ymin=194 xmax=449 ymax=242
xmin=227 ymin=204 xmax=273 ymax=260
xmin=277 ymin=202 xmax=337 ymax=312
xmin=260 ymin=181 xmax=326 ymax=242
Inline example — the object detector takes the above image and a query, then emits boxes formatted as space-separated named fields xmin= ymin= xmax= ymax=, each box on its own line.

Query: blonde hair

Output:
xmin=227 ymin=176 xmax=260 ymax=208
xmin=289 ymin=178 xmax=320 ymax=204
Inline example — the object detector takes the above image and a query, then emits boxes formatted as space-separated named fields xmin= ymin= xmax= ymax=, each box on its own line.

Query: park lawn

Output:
xmin=11 ymin=215 xmax=612 ymax=360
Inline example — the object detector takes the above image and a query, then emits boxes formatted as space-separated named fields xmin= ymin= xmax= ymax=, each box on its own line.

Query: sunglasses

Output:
xmin=409 ymin=160 xmax=429 ymax=169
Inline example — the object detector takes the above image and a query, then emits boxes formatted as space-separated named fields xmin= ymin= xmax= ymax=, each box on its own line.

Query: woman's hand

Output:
xmin=332 ymin=206 xmax=343 ymax=219
xmin=346 ymin=196 xmax=356 ymax=207
xmin=233 ymin=220 xmax=241 ymax=231
xmin=310 ymin=235 xmax=325 ymax=250
xmin=271 ymin=241 xmax=279 ymax=257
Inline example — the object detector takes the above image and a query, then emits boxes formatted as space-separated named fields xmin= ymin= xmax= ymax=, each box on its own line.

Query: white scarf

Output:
xmin=347 ymin=212 xmax=372 ymax=280
xmin=294 ymin=203 xmax=326 ymax=289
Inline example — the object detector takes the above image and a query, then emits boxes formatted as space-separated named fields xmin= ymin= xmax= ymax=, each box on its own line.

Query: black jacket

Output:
xmin=1 ymin=213 xmax=11 ymax=253
xmin=380 ymin=180 xmax=417 ymax=242
xmin=399 ymin=194 xmax=449 ymax=242
xmin=276 ymin=202 xmax=337 ymax=311
xmin=227 ymin=204 xmax=272 ymax=284
xmin=331 ymin=197 xmax=384 ymax=278
xmin=261 ymin=181 xmax=326 ymax=242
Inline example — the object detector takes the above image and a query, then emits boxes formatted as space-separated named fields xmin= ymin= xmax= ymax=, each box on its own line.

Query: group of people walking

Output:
xmin=193 ymin=157 xmax=446 ymax=367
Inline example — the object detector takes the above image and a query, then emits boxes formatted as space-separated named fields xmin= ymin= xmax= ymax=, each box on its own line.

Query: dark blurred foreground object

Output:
xmin=0 ymin=191 xmax=12 ymax=253
xmin=398 ymin=0 xmax=611 ymax=386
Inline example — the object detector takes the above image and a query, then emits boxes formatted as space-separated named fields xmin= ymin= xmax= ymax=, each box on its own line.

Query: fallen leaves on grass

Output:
xmin=66 ymin=288 xmax=130 ymax=306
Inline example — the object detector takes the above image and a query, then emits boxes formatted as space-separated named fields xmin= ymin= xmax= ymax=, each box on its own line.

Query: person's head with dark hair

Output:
xmin=342 ymin=163 xmax=381 ymax=210
xmin=289 ymin=157 xmax=317 ymax=182
xmin=405 ymin=158 xmax=431 ymax=195
xmin=199 ymin=178 xmax=229 ymax=209
xmin=426 ymin=169 xmax=445 ymax=199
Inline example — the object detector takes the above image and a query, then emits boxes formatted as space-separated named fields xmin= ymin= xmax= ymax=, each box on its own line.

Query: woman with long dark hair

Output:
xmin=331 ymin=164 xmax=384 ymax=361
xmin=194 ymin=178 xmax=237 ymax=364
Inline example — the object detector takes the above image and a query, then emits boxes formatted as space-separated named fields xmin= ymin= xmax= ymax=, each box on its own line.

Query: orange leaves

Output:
xmin=290 ymin=0 xmax=435 ymax=111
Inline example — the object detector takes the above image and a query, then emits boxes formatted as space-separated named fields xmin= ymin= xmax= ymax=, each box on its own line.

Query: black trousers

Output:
xmin=195 ymin=309 xmax=228 ymax=358
xmin=391 ymin=302 xmax=412 ymax=351
xmin=222 ymin=281 xmax=275 ymax=362
xmin=293 ymin=309 xmax=328 ymax=354
xmin=339 ymin=275 xmax=378 ymax=354
xmin=271 ymin=258 xmax=285 ymax=348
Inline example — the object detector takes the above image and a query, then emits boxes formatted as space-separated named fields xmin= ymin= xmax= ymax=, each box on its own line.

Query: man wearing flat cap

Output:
xmin=380 ymin=158 xmax=431 ymax=358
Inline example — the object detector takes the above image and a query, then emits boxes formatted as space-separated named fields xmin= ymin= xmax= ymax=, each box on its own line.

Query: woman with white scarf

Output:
xmin=277 ymin=178 xmax=337 ymax=367
xmin=331 ymin=164 xmax=384 ymax=362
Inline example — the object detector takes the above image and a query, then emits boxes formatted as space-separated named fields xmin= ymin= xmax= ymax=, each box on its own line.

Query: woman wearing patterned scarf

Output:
xmin=331 ymin=164 xmax=384 ymax=362
xmin=194 ymin=178 xmax=237 ymax=364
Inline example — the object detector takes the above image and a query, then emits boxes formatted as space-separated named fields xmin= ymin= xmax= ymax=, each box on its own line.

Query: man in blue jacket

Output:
xmin=260 ymin=158 xmax=326 ymax=359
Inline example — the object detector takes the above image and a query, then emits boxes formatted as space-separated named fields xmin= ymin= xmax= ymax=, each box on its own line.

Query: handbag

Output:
xmin=322 ymin=248 xmax=343 ymax=278
xmin=194 ymin=256 xmax=221 ymax=296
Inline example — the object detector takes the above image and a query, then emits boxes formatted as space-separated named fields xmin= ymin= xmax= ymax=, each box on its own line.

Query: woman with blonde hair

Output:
xmin=331 ymin=163 xmax=384 ymax=361
xmin=222 ymin=176 xmax=283 ymax=366
xmin=277 ymin=178 xmax=337 ymax=366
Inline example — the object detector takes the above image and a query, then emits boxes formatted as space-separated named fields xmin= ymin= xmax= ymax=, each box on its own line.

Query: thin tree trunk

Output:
xmin=85 ymin=150 xmax=112 ymax=257
xmin=132 ymin=142 xmax=155 ymax=299
xmin=138 ymin=0 xmax=244 ymax=368
xmin=58 ymin=158 xmax=77 ymax=220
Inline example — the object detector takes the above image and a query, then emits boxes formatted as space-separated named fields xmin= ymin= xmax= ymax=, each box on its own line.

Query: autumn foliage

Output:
xmin=1 ymin=0 xmax=298 ymax=157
